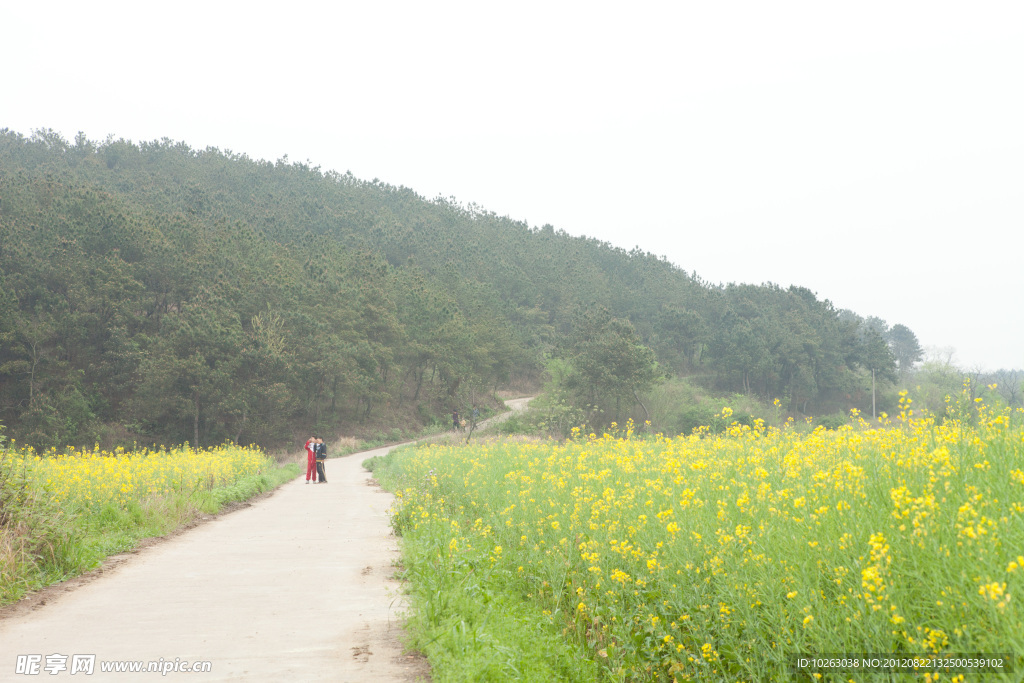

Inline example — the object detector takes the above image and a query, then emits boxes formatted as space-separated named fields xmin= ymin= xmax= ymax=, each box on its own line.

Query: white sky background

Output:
xmin=4 ymin=1 xmax=1022 ymax=371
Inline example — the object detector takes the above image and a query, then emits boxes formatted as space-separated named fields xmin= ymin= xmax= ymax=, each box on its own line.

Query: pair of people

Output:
xmin=304 ymin=436 xmax=328 ymax=484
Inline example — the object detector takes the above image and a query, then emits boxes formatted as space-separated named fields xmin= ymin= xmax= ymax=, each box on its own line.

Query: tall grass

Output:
xmin=372 ymin=393 xmax=1024 ymax=681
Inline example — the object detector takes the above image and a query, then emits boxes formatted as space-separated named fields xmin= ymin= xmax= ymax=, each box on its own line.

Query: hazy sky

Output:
xmin=5 ymin=1 xmax=1022 ymax=371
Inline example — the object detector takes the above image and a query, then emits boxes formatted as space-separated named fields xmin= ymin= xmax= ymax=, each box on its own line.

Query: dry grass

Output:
xmin=0 ymin=524 xmax=27 ymax=597
xmin=331 ymin=435 xmax=361 ymax=453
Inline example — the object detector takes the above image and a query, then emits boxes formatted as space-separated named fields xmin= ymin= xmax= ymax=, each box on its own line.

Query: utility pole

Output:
xmin=872 ymin=368 xmax=876 ymax=421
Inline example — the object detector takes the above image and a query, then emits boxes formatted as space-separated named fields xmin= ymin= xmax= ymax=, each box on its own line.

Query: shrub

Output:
xmin=497 ymin=414 xmax=528 ymax=435
xmin=675 ymin=405 xmax=720 ymax=435
xmin=815 ymin=413 xmax=848 ymax=430
xmin=417 ymin=403 xmax=439 ymax=425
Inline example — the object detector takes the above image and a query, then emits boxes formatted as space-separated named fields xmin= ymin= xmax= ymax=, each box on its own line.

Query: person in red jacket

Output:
xmin=305 ymin=436 xmax=317 ymax=484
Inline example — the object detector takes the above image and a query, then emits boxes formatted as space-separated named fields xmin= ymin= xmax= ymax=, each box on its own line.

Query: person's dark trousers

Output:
xmin=316 ymin=459 xmax=327 ymax=483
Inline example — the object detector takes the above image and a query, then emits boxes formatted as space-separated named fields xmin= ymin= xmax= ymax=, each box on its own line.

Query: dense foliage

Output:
xmin=1 ymin=128 xmax=920 ymax=448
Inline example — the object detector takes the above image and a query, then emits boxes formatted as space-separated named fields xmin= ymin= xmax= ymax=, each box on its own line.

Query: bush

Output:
xmin=675 ymin=405 xmax=720 ymax=435
xmin=417 ymin=403 xmax=439 ymax=425
xmin=815 ymin=413 xmax=848 ymax=430
xmin=674 ymin=406 xmax=758 ymax=436
xmin=497 ymin=413 xmax=528 ymax=435
xmin=732 ymin=412 xmax=755 ymax=428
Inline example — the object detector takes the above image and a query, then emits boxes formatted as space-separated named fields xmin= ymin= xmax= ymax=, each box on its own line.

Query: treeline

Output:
xmin=1 ymin=129 xmax=926 ymax=448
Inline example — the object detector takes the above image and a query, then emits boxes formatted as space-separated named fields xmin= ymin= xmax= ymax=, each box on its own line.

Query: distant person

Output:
xmin=315 ymin=437 xmax=328 ymax=483
xmin=304 ymin=436 xmax=317 ymax=484
xmin=452 ymin=410 xmax=460 ymax=432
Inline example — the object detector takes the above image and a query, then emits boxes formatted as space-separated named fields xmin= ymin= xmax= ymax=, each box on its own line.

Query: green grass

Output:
xmin=369 ymin=449 xmax=597 ymax=682
xmin=400 ymin=532 xmax=599 ymax=682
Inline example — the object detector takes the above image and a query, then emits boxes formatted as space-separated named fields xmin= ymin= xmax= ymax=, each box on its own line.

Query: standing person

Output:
xmin=452 ymin=410 xmax=460 ymax=432
xmin=304 ymin=436 xmax=317 ymax=484
xmin=315 ymin=437 xmax=328 ymax=484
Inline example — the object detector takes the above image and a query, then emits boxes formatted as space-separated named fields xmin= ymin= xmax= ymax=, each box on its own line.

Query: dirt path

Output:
xmin=0 ymin=399 xmax=531 ymax=681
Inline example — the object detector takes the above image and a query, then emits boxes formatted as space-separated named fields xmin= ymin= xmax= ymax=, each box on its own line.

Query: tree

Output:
xmin=991 ymin=369 xmax=1023 ymax=407
xmin=131 ymin=297 xmax=244 ymax=447
xmin=914 ymin=357 xmax=966 ymax=416
xmin=561 ymin=312 xmax=660 ymax=428
xmin=887 ymin=324 xmax=923 ymax=384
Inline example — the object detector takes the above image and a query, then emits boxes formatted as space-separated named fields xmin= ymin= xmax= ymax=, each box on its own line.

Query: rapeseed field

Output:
xmin=8 ymin=442 xmax=270 ymax=509
xmin=380 ymin=392 xmax=1024 ymax=681
xmin=0 ymin=440 xmax=279 ymax=604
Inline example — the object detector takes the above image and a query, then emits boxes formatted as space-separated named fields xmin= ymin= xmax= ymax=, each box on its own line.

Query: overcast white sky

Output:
xmin=4 ymin=1 xmax=1022 ymax=371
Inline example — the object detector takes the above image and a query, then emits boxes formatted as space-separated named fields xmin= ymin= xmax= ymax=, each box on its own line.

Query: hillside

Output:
xmin=0 ymin=129 xmax=909 ymax=448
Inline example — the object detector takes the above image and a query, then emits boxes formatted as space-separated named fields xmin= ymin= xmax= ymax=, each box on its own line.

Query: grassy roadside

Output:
xmin=0 ymin=438 xmax=298 ymax=606
xmin=366 ymin=445 xmax=597 ymax=682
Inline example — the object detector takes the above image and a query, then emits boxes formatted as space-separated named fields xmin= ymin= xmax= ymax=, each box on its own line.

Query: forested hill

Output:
xmin=0 ymin=129 xmax=914 ymax=449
